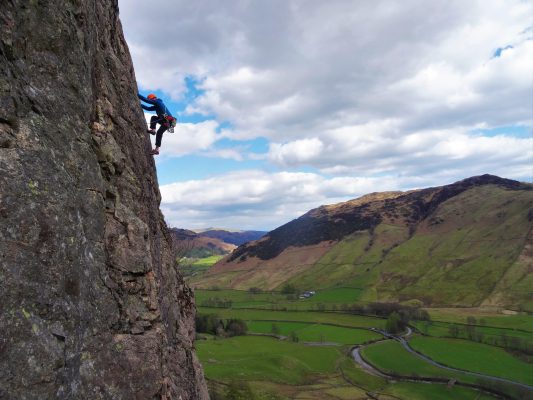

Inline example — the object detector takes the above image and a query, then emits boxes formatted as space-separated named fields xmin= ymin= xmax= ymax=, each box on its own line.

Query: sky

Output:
xmin=118 ymin=0 xmax=533 ymax=231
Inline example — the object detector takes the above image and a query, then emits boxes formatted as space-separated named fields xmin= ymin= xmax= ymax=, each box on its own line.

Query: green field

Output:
xmin=247 ymin=321 xmax=310 ymax=336
xmin=195 ymin=287 xmax=365 ymax=310
xmin=192 ymin=255 xmax=225 ymax=267
xmin=198 ymin=307 xmax=387 ymax=329
xmin=299 ymin=287 xmax=364 ymax=305
xmin=247 ymin=321 xmax=382 ymax=344
xmin=359 ymin=340 xmax=531 ymax=399
xmin=197 ymin=335 xmax=503 ymax=400
xmin=383 ymin=382 xmax=498 ymax=400
xmin=179 ymin=256 xmax=224 ymax=278
xmin=196 ymin=336 xmax=341 ymax=384
xmin=412 ymin=320 xmax=533 ymax=354
xmin=409 ymin=336 xmax=533 ymax=386
xmin=195 ymin=289 xmax=285 ymax=308
xmin=361 ymin=340 xmax=461 ymax=380
xmin=426 ymin=309 xmax=533 ymax=332
xmin=194 ymin=288 xmax=533 ymax=399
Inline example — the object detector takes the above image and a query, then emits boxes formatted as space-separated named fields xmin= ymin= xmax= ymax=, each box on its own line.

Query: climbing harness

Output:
xmin=150 ymin=114 xmax=177 ymax=133
xmin=165 ymin=115 xmax=177 ymax=133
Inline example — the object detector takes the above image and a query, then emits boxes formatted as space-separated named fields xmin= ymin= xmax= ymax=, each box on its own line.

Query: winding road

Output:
xmin=352 ymin=328 xmax=533 ymax=393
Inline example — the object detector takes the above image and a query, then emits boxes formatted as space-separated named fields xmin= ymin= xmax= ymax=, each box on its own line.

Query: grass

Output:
xmin=200 ymin=337 xmax=502 ymax=400
xmin=299 ymin=287 xmax=364 ymax=304
xmin=198 ymin=307 xmax=386 ymax=329
xmin=247 ymin=321 xmax=311 ymax=336
xmin=191 ymin=255 xmax=224 ymax=267
xmin=360 ymin=340 xmax=529 ymax=399
xmin=409 ymin=336 xmax=533 ymax=386
xmin=195 ymin=289 xmax=283 ymax=308
xmin=361 ymin=340 xmax=459 ymax=379
xmin=426 ymin=308 xmax=533 ymax=332
xmin=295 ymin=324 xmax=380 ymax=344
xmin=247 ymin=377 xmax=370 ymax=400
xmin=412 ymin=320 xmax=533 ymax=349
xmin=247 ymin=321 xmax=382 ymax=344
xmin=384 ymin=382 xmax=499 ymax=400
xmin=196 ymin=335 xmax=341 ymax=384
xmin=179 ymin=255 xmax=224 ymax=278
xmin=194 ymin=287 xmax=365 ymax=310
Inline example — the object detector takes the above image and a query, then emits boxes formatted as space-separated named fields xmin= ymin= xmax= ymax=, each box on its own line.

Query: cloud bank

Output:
xmin=121 ymin=0 xmax=532 ymax=229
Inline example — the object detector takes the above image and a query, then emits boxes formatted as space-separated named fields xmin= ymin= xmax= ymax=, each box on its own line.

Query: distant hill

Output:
xmin=193 ymin=175 xmax=533 ymax=311
xmin=197 ymin=229 xmax=267 ymax=246
xmin=170 ymin=228 xmax=236 ymax=258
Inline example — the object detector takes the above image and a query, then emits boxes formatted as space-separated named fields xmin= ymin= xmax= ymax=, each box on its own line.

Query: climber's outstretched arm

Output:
xmin=138 ymin=93 xmax=157 ymax=104
xmin=141 ymin=104 xmax=156 ymax=111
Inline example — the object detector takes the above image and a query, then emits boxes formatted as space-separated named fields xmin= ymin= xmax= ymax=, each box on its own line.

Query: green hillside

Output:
xmin=193 ymin=176 xmax=533 ymax=310
xmin=286 ymin=185 xmax=532 ymax=308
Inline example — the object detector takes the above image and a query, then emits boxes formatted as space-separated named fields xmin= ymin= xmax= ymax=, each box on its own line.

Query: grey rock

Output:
xmin=0 ymin=1 xmax=208 ymax=399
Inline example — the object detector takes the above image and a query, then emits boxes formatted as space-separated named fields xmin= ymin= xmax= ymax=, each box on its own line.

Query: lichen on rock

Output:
xmin=0 ymin=1 xmax=208 ymax=399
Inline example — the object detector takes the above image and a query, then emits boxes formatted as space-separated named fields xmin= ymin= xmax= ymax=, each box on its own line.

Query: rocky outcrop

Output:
xmin=0 ymin=1 xmax=208 ymax=399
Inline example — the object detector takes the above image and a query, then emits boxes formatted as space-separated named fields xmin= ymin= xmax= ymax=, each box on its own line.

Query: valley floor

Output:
xmin=193 ymin=288 xmax=533 ymax=400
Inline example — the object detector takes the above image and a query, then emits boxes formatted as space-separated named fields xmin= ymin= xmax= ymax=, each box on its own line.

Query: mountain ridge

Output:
xmin=227 ymin=174 xmax=528 ymax=262
xmin=195 ymin=175 xmax=532 ymax=310
xmin=198 ymin=229 xmax=267 ymax=246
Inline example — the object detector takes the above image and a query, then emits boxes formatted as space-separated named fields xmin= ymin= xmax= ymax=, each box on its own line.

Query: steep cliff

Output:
xmin=0 ymin=1 xmax=208 ymax=399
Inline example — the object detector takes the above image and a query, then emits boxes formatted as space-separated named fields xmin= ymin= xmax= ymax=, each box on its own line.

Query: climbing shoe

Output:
xmin=150 ymin=149 xmax=159 ymax=155
xmin=147 ymin=129 xmax=156 ymax=135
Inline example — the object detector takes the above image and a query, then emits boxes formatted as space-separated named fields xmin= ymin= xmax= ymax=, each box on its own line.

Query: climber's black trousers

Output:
xmin=150 ymin=115 xmax=168 ymax=147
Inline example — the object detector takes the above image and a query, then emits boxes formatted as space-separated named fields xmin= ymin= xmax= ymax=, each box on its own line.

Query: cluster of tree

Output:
xmin=353 ymin=302 xmax=430 ymax=320
xmin=209 ymin=381 xmax=255 ymax=400
xmin=195 ymin=314 xmax=248 ymax=337
xmin=280 ymin=283 xmax=297 ymax=294
xmin=385 ymin=311 xmax=405 ymax=334
xmin=447 ymin=321 xmax=532 ymax=355
xmin=337 ymin=302 xmax=430 ymax=333
xmin=200 ymin=297 xmax=233 ymax=308
xmin=476 ymin=378 xmax=530 ymax=400
xmin=209 ymin=380 xmax=284 ymax=400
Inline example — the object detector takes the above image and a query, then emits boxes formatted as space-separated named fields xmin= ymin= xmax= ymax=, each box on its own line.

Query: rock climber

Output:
xmin=138 ymin=92 xmax=176 ymax=155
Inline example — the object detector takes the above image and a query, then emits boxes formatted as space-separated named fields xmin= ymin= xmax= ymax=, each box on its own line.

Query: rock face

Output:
xmin=0 ymin=1 xmax=208 ymax=399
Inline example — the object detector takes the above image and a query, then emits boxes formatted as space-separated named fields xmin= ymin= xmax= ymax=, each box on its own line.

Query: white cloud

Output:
xmin=159 ymin=166 xmax=530 ymax=230
xmin=160 ymin=170 xmax=408 ymax=230
xmin=144 ymin=114 xmax=220 ymax=156
xmin=269 ymin=138 xmax=324 ymax=165
xmin=267 ymin=126 xmax=533 ymax=179
xmin=121 ymin=0 xmax=532 ymax=138
xmin=120 ymin=0 xmax=533 ymax=229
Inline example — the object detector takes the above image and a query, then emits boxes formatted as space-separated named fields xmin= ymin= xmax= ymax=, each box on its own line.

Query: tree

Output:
xmin=421 ymin=321 xmax=431 ymax=334
xmin=226 ymin=319 xmax=248 ymax=337
xmin=289 ymin=331 xmax=299 ymax=342
xmin=465 ymin=317 xmax=476 ymax=340
xmin=385 ymin=312 xmax=403 ymax=334
xmin=195 ymin=313 xmax=225 ymax=335
xmin=225 ymin=381 xmax=256 ymax=400
xmin=448 ymin=324 xmax=459 ymax=338
xmin=281 ymin=283 xmax=297 ymax=294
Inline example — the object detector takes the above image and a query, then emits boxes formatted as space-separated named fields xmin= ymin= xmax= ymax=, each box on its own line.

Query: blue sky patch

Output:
xmin=471 ymin=125 xmax=532 ymax=138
